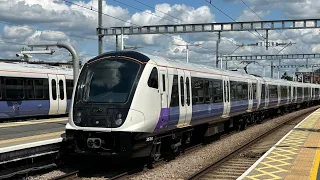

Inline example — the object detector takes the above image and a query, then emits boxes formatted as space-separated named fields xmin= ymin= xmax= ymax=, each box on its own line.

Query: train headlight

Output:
xmin=75 ymin=111 xmax=82 ymax=123
xmin=115 ymin=113 xmax=123 ymax=126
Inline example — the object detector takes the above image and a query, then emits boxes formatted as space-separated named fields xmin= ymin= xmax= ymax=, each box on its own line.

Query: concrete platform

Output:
xmin=238 ymin=108 xmax=320 ymax=180
xmin=0 ymin=117 xmax=67 ymax=154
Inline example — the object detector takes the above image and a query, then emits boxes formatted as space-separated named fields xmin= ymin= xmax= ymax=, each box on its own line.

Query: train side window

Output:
xmin=236 ymin=83 xmax=243 ymax=100
xmin=186 ymin=77 xmax=190 ymax=106
xmin=0 ymin=78 xmax=3 ymax=100
xmin=180 ymin=76 xmax=184 ymax=106
xmin=209 ymin=81 xmax=213 ymax=103
xmin=297 ymin=87 xmax=302 ymax=97
xmin=261 ymin=84 xmax=265 ymax=100
xmin=59 ymin=80 xmax=64 ymax=100
xmin=66 ymin=80 xmax=73 ymax=99
xmin=304 ymin=87 xmax=308 ymax=97
xmin=252 ymin=83 xmax=257 ymax=100
xmin=230 ymin=81 xmax=237 ymax=101
xmin=162 ymin=74 xmax=166 ymax=91
xmin=288 ymin=86 xmax=291 ymax=98
xmin=191 ymin=77 xmax=204 ymax=105
xmin=148 ymin=67 xmax=158 ymax=89
xmin=27 ymin=80 xmax=34 ymax=99
xmin=212 ymin=79 xmax=222 ymax=103
xmin=170 ymin=75 xmax=179 ymax=107
xmin=35 ymin=79 xmax=44 ymax=99
xmin=281 ymin=86 xmax=287 ymax=98
xmin=5 ymin=78 xmax=24 ymax=99
xmin=226 ymin=81 xmax=229 ymax=102
xmin=52 ymin=79 xmax=57 ymax=100
xmin=204 ymin=80 xmax=210 ymax=103
xmin=43 ymin=80 xmax=49 ymax=100
xmin=242 ymin=83 xmax=248 ymax=100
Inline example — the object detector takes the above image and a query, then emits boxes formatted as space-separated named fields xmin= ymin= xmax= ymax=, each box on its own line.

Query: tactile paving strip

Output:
xmin=240 ymin=109 xmax=320 ymax=180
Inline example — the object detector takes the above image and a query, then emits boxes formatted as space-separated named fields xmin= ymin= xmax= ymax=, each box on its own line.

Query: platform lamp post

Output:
xmin=27 ymin=43 xmax=79 ymax=86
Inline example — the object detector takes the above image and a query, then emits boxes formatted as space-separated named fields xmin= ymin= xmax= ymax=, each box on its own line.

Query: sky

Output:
xmin=0 ymin=0 xmax=320 ymax=77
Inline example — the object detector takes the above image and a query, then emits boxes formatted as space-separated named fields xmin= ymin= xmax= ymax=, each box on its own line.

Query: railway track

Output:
xmin=51 ymin=171 xmax=79 ymax=180
xmin=187 ymin=107 xmax=316 ymax=180
xmin=22 ymin=106 xmax=318 ymax=180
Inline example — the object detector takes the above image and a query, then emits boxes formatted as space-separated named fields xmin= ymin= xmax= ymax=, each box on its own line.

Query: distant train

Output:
xmin=0 ymin=62 xmax=73 ymax=119
xmin=65 ymin=51 xmax=320 ymax=161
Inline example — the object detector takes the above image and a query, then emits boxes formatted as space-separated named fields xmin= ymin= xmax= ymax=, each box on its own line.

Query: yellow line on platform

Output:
xmin=0 ymin=131 xmax=64 ymax=145
xmin=0 ymin=118 xmax=67 ymax=128
xmin=310 ymin=147 xmax=320 ymax=180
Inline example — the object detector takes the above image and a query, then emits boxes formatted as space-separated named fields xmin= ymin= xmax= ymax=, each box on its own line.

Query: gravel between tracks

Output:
xmin=126 ymin=106 xmax=319 ymax=180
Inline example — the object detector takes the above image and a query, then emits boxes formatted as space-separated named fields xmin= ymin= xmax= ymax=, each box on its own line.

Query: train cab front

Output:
xmin=65 ymin=51 xmax=149 ymax=157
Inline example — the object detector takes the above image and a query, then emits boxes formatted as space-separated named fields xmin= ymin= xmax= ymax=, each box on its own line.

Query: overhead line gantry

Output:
xmin=97 ymin=18 xmax=320 ymax=69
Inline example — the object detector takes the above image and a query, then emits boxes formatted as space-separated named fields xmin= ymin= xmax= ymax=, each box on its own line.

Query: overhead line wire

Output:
xmin=130 ymin=0 xmax=255 ymax=55
xmin=239 ymin=0 xmax=305 ymax=54
xmin=62 ymin=0 xmax=216 ymax=53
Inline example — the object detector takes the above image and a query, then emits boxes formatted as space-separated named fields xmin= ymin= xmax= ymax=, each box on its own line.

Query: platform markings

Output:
xmin=244 ymin=131 xmax=308 ymax=180
xmin=0 ymin=118 xmax=67 ymax=128
xmin=238 ymin=108 xmax=318 ymax=180
xmin=310 ymin=142 xmax=320 ymax=180
xmin=0 ymin=138 xmax=63 ymax=154
xmin=0 ymin=131 xmax=64 ymax=145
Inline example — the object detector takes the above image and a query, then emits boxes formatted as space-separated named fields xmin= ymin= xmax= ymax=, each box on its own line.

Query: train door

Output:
xmin=57 ymin=75 xmax=67 ymax=114
xmin=222 ymin=76 xmax=230 ymax=117
xmin=159 ymin=67 xmax=169 ymax=123
xmin=265 ymin=83 xmax=269 ymax=107
xmin=287 ymin=85 xmax=291 ymax=104
xmin=184 ymin=71 xmax=192 ymax=125
xmin=177 ymin=69 xmax=187 ymax=127
xmin=48 ymin=74 xmax=67 ymax=115
xmin=248 ymin=80 xmax=253 ymax=112
xmin=48 ymin=74 xmax=58 ymax=115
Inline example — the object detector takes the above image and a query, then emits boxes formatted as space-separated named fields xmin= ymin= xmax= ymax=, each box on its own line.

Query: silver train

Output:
xmin=0 ymin=62 xmax=73 ymax=120
xmin=65 ymin=51 xmax=320 ymax=160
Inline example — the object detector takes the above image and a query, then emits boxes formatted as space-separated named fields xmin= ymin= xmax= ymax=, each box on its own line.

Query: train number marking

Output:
xmin=146 ymin=137 xmax=154 ymax=142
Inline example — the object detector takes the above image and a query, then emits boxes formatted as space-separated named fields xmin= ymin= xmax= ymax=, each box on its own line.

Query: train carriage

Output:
xmin=65 ymin=51 xmax=320 ymax=160
xmin=0 ymin=62 xmax=73 ymax=119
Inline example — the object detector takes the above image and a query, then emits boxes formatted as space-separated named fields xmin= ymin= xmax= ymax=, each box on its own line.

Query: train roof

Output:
xmin=0 ymin=62 xmax=73 ymax=76
xmin=145 ymin=53 xmax=260 ymax=80
xmin=88 ymin=51 xmax=320 ymax=87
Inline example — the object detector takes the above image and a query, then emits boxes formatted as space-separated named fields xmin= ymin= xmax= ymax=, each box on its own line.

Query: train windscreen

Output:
xmin=76 ymin=58 xmax=140 ymax=103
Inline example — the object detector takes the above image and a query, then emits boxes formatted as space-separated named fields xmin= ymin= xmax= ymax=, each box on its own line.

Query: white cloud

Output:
xmin=0 ymin=0 xmax=319 ymax=78
xmin=2 ymin=25 xmax=34 ymax=39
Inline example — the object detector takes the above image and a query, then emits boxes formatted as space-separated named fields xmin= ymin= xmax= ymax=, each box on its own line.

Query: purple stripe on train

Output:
xmin=191 ymin=102 xmax=223 ymax=121
xmin=154 ymin=108 xmax=170 ymax=132
xmin=230 ymin=100 xmax=248 ymax=113
xmin=0 ymin=100 xmax=50 ymax=119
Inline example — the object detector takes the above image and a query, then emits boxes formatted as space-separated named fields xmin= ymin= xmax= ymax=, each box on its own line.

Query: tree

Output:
xmin=281 ymin=72 xmax=293 ymax=81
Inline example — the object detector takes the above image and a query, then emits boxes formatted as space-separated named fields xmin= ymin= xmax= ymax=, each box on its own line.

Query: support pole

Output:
xmin=278 ymin=59 xmax=281 ymax=79
xmin=98 ymin=0 xmax=103 ymax=55
xmin=225 ymin=61 xmax=228 ymax=70
xmin=266 ymin=30 xmax=269 ymax=51
xmin=216 ymin=31 xmax=221 ymax=68
xmin=120 ymin=31 xmax=124 ymax=51
xmin=186 ymin=45 xmax=189 ymax=63
xmin=116 ymin=35 xmax=119 ymax=51
xmin=271 ymin=61 xmax=274 ymax=78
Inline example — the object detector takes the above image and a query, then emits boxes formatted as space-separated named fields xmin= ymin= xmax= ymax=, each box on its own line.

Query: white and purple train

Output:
xmin=65 ymin=51 xmax=320 ymax=160
xmin=0 ymin=62 xmax=73 ymax=120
